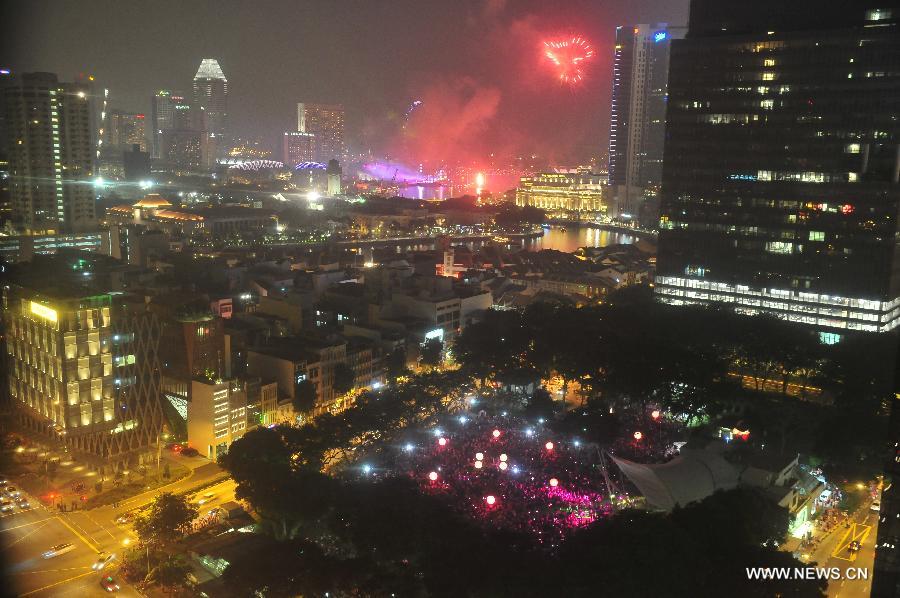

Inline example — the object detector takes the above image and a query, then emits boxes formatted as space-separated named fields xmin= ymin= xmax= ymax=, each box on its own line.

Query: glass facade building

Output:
xmin=3 ymin=286 xmax=162 ymax=462
xmin=655 ymin=1 xmax=900 ymax=332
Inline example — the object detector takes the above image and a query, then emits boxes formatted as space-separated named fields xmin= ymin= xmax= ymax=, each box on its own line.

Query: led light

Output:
xmin=30 ymin=302 xmax=58 ymax=323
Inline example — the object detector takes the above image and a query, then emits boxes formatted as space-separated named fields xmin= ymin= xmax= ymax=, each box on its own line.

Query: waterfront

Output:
xmin=525 ymin=225 xmax=639 ymax=253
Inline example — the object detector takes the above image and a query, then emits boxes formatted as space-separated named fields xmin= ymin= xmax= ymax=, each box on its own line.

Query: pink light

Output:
xmin=633 ymin=431 xmax=643 ymax=441
xmin=438 ymin=437 xmax=447 ymax=446
xmin=499 ymin=453 xmax=508 ymax=462
xmin=499 ymin=462 xmax=508 ymax=471
xmin=474 ymin=460 xmax=483 ymax=469
xmin=651 ymin=409 xmax=661 ymax=420
xmin=428 ymin=471 xmax=438 ymax=481
xmin=545 ymin=441 xmax=554 ymax=451
xmin=549 ymin=478 xmax=559 ymax=487
xmin=475 ymin=452 xmax=484 ymax=461
xmin=492 ymin=429 xmax=501 ymax=438
xmin=485 ymin=495 xmax=496 ymax=505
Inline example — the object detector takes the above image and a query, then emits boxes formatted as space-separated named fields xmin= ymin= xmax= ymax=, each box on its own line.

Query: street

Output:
xmin=3 ymin=459 xmax=232 ymax=596
xmin=797 ymin=504 xmax=879 ymax=598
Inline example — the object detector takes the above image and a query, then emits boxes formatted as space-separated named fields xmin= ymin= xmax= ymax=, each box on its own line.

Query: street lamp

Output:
xmin=156 ymin=432 xmax=170 ymax=475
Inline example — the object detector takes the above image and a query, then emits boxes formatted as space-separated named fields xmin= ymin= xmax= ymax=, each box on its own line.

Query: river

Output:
xmin=524 ymin=226 xmax=639 ymax=253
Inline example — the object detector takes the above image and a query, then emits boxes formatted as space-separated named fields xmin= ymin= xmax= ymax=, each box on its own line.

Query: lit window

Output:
xmin=809 ymin=231 xmax=825 ymax=241
xmin=762 ymin=72 xmax=776 ymax=81
xmin=845 ymin=143 xmax=861 ymax=154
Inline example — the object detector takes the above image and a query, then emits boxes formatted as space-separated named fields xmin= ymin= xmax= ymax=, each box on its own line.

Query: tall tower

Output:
xmin=608 ymin=24 xmax=674 ymax=220
xmin=192 ymin=59 xmax=228 ymax=142
xmin=150 ymin=90 xmax=184 ymax=158
xmin=297 ymin=102 xmax=345 ymax=163
xmin=655 ymin=0 xmax=900 ymax=333
xmin=3 ymin=72 xmax=97 ymax=234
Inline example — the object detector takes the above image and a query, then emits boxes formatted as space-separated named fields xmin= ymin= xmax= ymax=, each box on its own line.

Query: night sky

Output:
xmin=4 ymin=0 xmax=688 ymax=165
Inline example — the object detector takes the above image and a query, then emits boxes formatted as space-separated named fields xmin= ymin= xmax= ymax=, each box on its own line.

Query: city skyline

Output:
xmin=3 ymin=0 xmax=689 ymax=164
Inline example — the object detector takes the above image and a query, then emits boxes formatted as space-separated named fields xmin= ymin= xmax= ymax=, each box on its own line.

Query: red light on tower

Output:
xmin=492 ymin=429 xmax=501 ymax=438
xmin=633 ymin=431 xmax=643 ymax=441
xmin=428 ymin=471 xmax=438 ymax=481
xmin=651 ymin=409 xmax=661 ymax=420
xmin=549 ymin=478 xmax=559 ymax=487
xmin=485 ymin=495 xmax=496 ymax=506
xmin=544 ymin=441 xmax=554 ymax=451
xmin=438 ymin=437 xmax=447 ymax=447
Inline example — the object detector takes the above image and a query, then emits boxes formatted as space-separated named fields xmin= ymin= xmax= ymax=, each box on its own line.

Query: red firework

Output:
xmin=543 ymin=37 xmax=595 ymax=85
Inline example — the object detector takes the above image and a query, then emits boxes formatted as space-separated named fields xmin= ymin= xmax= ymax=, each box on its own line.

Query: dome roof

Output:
xmin=133 ymin=194 xmax=172 ymax=209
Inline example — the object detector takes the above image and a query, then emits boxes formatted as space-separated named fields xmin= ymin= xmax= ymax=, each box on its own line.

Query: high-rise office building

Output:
xmin=654 ymin=0 xmax=900 ymax=334
xmin=297 ymin=102 xmax=345 ymax=163
xmin=74 ymin=73 xmax=108 ymax=168
xmin=3 ymin=72 xmax=98 ymax=234
xmin=107 ymin=110 xmax=147 ymax=152
xmin=3 ymin=280 xmax=163 ymax=463
xmin=283 ymin=131 xmax=316 ymax=168
xmin=193 ymin=59 xmax=228 ymax=141
xmin=150 ymin=90 xmax=184 ymax=158
xmin=608 ymin=24 xmax=674 ymax=221
xmin=873 ymin=345 xmax=900 ymax=596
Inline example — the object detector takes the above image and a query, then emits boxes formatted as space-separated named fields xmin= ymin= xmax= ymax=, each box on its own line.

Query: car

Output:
xmin=197 ymin=492 xmax=216 ymax=505
xmin=181 ymin=447 xmax=199 ymax=457
xmin=871 ymin=501 xmax=881 ymax=512
xmin=115 ymin=512 xmax=133 ymax=524
xmin=0 ymin=500 xmax=13 ymax=512
xmin=6 ymin=486 xmax=20 ymax=498
xmin=849 ymin=540 xmax=861 ymax=552
xmin=16 ymin=497 xmax=30 ymax=509
xmin=99 ymin=576 xmax=120 ymax=592
xmin=42 ymin=543 xmax=75 ymax=558
xmin=92 ymin=552 xmax=115 ymax=570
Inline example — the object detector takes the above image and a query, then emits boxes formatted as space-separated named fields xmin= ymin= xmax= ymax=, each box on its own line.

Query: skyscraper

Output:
xmin=283 ymin=131 xmax=316 ymax=168
xmin=150 ymin=90 xmax=184 ymax=158
xmin=107 ymin=110 xmax=147 ymax=152
xmin=654 ymin=0 xmax=900 ymax=334
xmin=3 ymin=72 xmax=97 ymax=234
xmin=192 ymin=59 xmax=228 ymax=141
xmin=873 ymin=346 xmax=900 ymax=596
xmin=608 ymin=24 xmax=674 ymax=221
xmin=297 ymin=102 xmax=345 ymax=163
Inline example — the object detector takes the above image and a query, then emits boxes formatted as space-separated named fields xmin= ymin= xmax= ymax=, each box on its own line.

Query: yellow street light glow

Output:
xmin=30 ymin=301 xmax=58 ymax=323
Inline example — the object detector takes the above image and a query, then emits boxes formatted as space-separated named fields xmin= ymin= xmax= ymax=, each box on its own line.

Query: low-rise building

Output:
xmin=187 ymin=378 xmax=248 ymax=461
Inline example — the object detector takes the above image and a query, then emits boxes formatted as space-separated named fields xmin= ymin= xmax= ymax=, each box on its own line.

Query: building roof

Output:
xmin=132 ymin=194 xmax=173 ymax=209
xmin=194 ymin=58 xmax=227 ymax=81
xmin=612 ymin=448 xmax=739 ymax=511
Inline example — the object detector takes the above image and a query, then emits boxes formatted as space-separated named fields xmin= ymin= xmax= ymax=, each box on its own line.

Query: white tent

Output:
xmin=612 ymin=449 xmax=739 ymax=511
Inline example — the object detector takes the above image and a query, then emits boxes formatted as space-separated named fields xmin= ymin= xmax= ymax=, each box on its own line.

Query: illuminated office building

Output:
xmin=297 ymin=102 xmax=344 ymax=163
xmin=655 ymin=1 xmax=900 ymax=333
xmin=609 ymin=24 xmax=674 ymax=219
xmin=3 ymin=72 xmax=98 ymax=234
xmin=3 ymin=284 xmax=162 ymax=463
xmin=193 ymin=59 xmax=228 ymax=140
xmin=515 ymin=172 xmax=607 ymax=215
xmin=107 ymin=110 xmax=147 ymax=152
xmin=283 ymin=131 xmax=316 ymax=168
xmin=150 ymin=90 xmax=184 ymax=158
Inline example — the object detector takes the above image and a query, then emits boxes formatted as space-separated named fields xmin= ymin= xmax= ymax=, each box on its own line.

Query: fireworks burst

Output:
xmin=543 ymin=37 xmax=594 ymax=85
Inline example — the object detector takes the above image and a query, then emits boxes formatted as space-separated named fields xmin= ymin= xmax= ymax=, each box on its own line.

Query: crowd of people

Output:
xmin=396 ymin=416 xmax=621 ymax=547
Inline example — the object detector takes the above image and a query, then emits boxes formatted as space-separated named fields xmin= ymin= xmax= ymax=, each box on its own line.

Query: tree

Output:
xmin=148 ymin=555 xmax=192 ymax=593
xmin=333 ymin=363 xmax=355 ymax=395
xmin=420 ymin=338 xmax=443 ymax=367
xmin=523 ymin=387 xmax=557 ymax=421
xmin=133 ymin=492 xmax=198 ymax=546
xmin=293 ymin=379 xmax=318 ymax=414
xmin=385 ymin=347 xmax=409 ymax=381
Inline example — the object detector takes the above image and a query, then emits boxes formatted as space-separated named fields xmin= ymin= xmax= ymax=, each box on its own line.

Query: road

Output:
xmin=798 ymin=504 xmax=879 ymax=598
xmin=3 ymin=459 xmax=231 ymax=597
